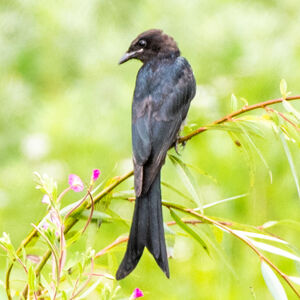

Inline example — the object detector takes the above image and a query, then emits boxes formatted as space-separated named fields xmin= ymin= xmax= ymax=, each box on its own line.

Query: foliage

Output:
xmin=1 ymin=91 xmax=300 ymax=299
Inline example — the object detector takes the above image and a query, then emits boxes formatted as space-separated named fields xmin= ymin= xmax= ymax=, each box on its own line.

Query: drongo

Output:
xmin=116 ymin=29 xmax=196 ymax=280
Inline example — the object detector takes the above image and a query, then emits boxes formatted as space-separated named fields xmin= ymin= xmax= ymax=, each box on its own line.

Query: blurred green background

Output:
xmin=1 ymin=0 xmax=300 ymax=299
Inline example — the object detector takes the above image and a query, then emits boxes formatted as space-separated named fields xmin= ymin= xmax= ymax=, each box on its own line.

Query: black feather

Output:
xmin=116 ymin=29 xmax=196 ymax=279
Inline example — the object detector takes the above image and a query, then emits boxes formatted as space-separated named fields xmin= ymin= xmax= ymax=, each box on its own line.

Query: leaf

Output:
xmin=77 ymin=278 xmax=103 ymax=300
xmin=184 ymin=163 xmax=218 ymax=183
xmin=112 ymin=190 xmax=135 ymax=199
xmin=261 ymin=260 xmax=288 ymax=300
xmin=66 ymin=231 xmax=82 ymax=247
xmin=262 ymin=219 xmax=300 ymax=232
xmin=237 ymin=123 xmax=272 ymax=183
xmin=227 ymin=130 xmax=256 ymax=187
xmin=232 ymin=230 xmax=288 ymax=244
xmin=202 ymin=225 xmax=237 ymax=278
xmin=237 ymin=120 xmax=265 ymax=138
xmin=240 ymin=97 xmax=249 ymax=106
xmin=169 ymin=154 xmax=203 ymax=212
xmin=212 ymin=225 xmax=223 ymax=243
xmin=80 ymin=210 xmax=112 ymax=223
xmin=161 ymin=181 xmax=194 ymax=203
xmin=164 ymin=223 xmax=176 ymax=258
xmin=282 ymin=100 xmax=300 ymax=122
xmin=202 ymin=193 xmax=247 ymax=210
xmin=170 ymin=209 xmax=209 ymax=256
xmin=280 ymin=79 xmax=288 ymax=100
xmin=250 ymin=240 xmax=300 ymax=262
xmin=289 ymin=276 xmax=300 ymax=285
xmin=279 ymin=131 xmax=300 ymax=197
xmin=231 ymin=93 xmax=238 ymax=111
xmin=28 ymin=265 xmax=36 ymax=294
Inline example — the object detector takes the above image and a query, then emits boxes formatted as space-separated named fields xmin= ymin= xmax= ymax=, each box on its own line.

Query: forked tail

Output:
xmin=116 ymin=173 xmax=169 ymax=280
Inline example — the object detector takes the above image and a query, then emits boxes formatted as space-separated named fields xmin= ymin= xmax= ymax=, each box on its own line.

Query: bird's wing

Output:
xmin=132 ymin=57 xmax=196 ymax=196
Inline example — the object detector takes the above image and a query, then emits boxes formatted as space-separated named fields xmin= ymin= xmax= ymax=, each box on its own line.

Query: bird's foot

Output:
xmin=175 ymin=137 xmax=186 ymax=155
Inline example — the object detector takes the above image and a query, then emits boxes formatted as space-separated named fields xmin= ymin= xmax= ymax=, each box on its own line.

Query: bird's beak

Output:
xmin=119 ymin=49 xmax=143 ymax=65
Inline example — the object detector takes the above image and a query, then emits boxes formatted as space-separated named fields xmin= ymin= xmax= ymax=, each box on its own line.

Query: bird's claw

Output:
xmin=175 ymin=137 xmax=186 ymax=155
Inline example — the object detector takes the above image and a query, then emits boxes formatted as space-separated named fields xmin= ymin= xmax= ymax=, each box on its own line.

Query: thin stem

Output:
xmin=81 ymin=191 xmax=95 ymax=234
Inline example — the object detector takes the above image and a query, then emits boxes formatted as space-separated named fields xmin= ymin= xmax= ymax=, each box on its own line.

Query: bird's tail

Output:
xmin=116 ymin=172 xmax=169 ymax=280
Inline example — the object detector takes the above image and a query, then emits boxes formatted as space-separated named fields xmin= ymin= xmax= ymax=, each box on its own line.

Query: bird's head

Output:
xmin=119 ymin=29 xmax=180 ymax=64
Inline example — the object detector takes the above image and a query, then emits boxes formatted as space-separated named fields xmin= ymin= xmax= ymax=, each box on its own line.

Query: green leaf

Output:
xmin=80 ymin=210 xmax=112 ymax=222
xmin=61 ymin=291 xmax=68 ymax=300
xmin=231 ymin=93 xmax=238 ymax=111
xmin=279 ymin=131 xmax=300 ymax=197
xmin=161 ymin=181 xmax=194 ymax=203
xmin=289 ymin=276 xmax=300 ymax=285
xmin=261 ymin=261 xmax=288 ymax=300
xmin=66 ymin=231 xmax=82 ymax=247
xmin=212 ymin=225 xmax=223 ymax=243
xmin=227 ymin=130 xmax=256 ymax=187
xmin=232 ymin=230 xmax=287 ymax=244
xmin=262 ymin=219 xmax=300 ymax=232
xmin=282 ymin=100 xmax=300 ymax=122
xmin=164 ymin=223 xmax=176 ymax=258
xmin=251 ymin=240 xmax=300 ymax=262
xmin=280 ymin=79 xmax=288 ymax=100
xmin=203 ymin=193 xmax=247 ymax=210
xmin=28 ymin=265 xmax=36 ymax=294
xmin=169 ymin=154 xmax=203 ymax=212
xmin=184 ymin=164 xmax=218 ymax=183
xmin=240 ymin=97 xmax=249 ymax=106
xmin=237 ymin=123 xmax=272 ymax=183
xmin=77 ymin=278 xmax=103 ymax=300
xmin=169 ymin=209 xmax=209 ymax=256
xmin=0 ymin=232 xmax=17 ymax=261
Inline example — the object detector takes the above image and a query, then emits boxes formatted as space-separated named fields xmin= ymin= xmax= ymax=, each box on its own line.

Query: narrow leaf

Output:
xmin=161 ymin=181 xmax=194 ymax=203
xmin=280 ymin=79 xmax=287 ymax=99
xmin=232 ymin=230 xmax=288 ymax=244
xmin=169 ymin=154 xmax=203 ymax=212
xmin=282 ymin=100 xmax=300 ymax=122
xmin=289 ymin=276 xmax=300 ymax=285
xmin=261 ymin=260 xmax=288 ymax=300
xmin=231 ymin=93 xmax=238 ymax=111
xmin=170 ymin=209 xmax=209 ymax=255
xmin=262 ymin=219 xmax=300 ymax=232
xmin=279 ymin=131 xmax=300 ymax=197
xmin=28 ymin=265 xmax=36 ymax=293
xmin=238 ymin=123 xmax=272 ymax=183
xmin=251 ymin=240 xmax=300 ymax=262
xmin=202 ymin=193 xmax=247 ymax=210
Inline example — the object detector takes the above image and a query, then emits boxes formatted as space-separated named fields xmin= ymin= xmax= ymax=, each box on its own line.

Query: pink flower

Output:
xmin=91 ymin=169 xmax=101 ymax=182
xmin=131 ymin=288 xmax=144 ymax=299
xmin=68 ymin=174 xmax=84 ymax=192
xmin=41 ymin=221 xmax=49 ymax=231
xmin=42 ymin=194 xmax=51 ymax=205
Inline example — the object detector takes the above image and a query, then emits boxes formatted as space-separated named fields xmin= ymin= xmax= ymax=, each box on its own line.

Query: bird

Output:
xmin=116 ymin=29 xmax=196 ymax=280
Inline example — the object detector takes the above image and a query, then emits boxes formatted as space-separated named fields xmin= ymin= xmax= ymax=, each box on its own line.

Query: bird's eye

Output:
xmin=138 ymin=39 xmax=147 ymax=48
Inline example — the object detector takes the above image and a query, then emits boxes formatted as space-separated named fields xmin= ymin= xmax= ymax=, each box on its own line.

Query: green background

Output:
xmin=1 ymin=0 xmax=300 ymax=299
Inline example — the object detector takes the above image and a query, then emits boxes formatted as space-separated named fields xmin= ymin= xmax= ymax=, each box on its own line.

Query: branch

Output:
xmin=6 ymin=95 xmax=300 ymax=299
xmin=179 ymin=95 xmax=300 ymax=143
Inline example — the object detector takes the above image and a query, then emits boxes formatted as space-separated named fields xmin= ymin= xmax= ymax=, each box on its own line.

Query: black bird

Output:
xmin=116 ymin=29 xmax=196 ymax=280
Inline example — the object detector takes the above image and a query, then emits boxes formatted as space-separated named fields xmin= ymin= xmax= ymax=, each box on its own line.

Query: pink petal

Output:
xmin=132 ymin=288 xmax=144 ymax=299
xmin=92 ymin=169 xmax=101 ymax=181
xmin=42 ymin=194 xmax=50 ymax=205
xmin=68 ymin=174 xmax=84 ymax=192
